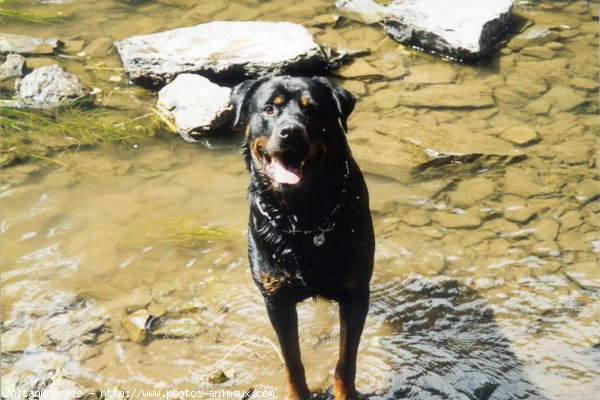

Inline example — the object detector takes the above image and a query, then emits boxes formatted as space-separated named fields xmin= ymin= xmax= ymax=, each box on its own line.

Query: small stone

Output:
xmin=503 ymin=195 xmax=535 ymax=223
xmin=508 ymin=27 xmax=559 ymax=50
xmin=121 ymin=309 xmax=150 ymax=343
xmin=503 ymin=168 xmax=549 ymax=197
xmin=82 ymin=37 xmax=113 ymax=58
xmin=450 ymin=177 xmax=496 ymax=208
xmin=0 ymin=54 xmax=25 ymax=80
xmin=531 ymin=241 xmax=560 ymax=257
xmin=208 ymin=369 xmax=231 ymax=384
xmin=341 ymin=80 xmax=367 ymax=95
xmin=148 ymin=303 xmax=167 ymax=318
xmin=524 ymin=98 xmax=551 ymax=115
xmin=505 ymin=71 xmax=548 ymax=98
xmin=24 ymin=57 xmax=56 ymax=69
xmin=500 ymin=126 xmax=539 ymax=146
xmin=569 ymin=77 xmax=599 ymax=92
xmin=404 ymin=63 xmax=458 ymax=84
xmin=462 ymin=230 xmax=496 ymax=247
xmin=533 ymin=219 xmax=559 ymax=241
xmin=108 ymin=75 xmax=121 ymax=82
xmin=576 ymin=179 xmax=600 ymax=203
xmin=558 ymin=232 xmax=591 ymax=252
xmin=543 ymin=85 xmax=588 ymax=112
xmin=435 ymin=212 xmax=481 ymax=229
xmin=63 ymin=39 xmax=85 ymax=53
xmin=521 ymin=46 xmax=556 ymax=59
xmin=151 ymin=317 xmax=207 ymax=338
xmin=16 ymin=64 xmax=89 ymax=107
xmin=156 ymin=74 xmax=232 ymax=141
xmin=402 ymin=210 xmax=431 ymax=227
xmin=308 ymin=14 xmax=340 ymax=27
xmin=560 ymin=210 xmax=583 ymax=230
xmin=333 ymin=58 xmax=383 ymax=79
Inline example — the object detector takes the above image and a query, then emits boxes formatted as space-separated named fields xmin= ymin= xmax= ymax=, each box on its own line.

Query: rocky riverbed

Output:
xmin=1 ymin=0 xmax=599 ymax=399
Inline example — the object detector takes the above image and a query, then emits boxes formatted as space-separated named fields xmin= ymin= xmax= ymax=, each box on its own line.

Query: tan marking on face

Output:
xmin=245 ymin=124 xmax=251 ymax=139
xmin=300 ymin=96 xmax=310 ymax=107
xmin=273 ymin=96 xmax=284 ymax=105
xmin=251 ymin=136 xmax=269 ymax=163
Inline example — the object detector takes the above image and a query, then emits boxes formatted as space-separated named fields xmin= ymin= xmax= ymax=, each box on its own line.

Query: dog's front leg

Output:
xmin=334 ymin=292 xmax=369 ymax=400
xmin=265 ymin=300 xmax=310 ymax=400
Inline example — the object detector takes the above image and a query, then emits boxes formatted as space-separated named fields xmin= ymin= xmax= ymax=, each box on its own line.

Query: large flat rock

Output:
xmin=350 ymin=119 xmax=523 ymax=178
xmin=384 ymin=0 xmax=515 ymax=61
xmin=115 ymin=21 xmax=328 ymax=86
xmin=156 ymin=74 xmax=232 ymax=141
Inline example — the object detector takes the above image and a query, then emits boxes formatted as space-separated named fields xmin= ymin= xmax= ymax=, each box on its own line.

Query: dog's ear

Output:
xmin=231 ymin=78 xmax=267 ymax=128
xmin=312 ymin=76 xmax=356 ymax=132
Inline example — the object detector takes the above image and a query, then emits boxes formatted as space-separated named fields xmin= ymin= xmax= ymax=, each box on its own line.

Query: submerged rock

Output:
xmin=151 ymin=316 xmax=207 ymax=338
xmin=384 ymin=0 xmax=515 ymax=61
xmin=115 ymin=21 xmax=328 ymax=86
xmin=157 ymin=74 xmax=232 ymax=141
xmin=16 ymin=65 xmax=89 ymax=107
xmin=398 ymin=82 xmax=495 ymax=108
xmin=500 ymin=126 xmax=539 ymax=146
xmin=0 ymin=33 xmax=61 ymax=55
xmin=121 ymin=309 xmax=150 ymax=343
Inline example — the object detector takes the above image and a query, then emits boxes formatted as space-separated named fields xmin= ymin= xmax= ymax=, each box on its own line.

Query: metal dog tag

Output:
xmin=313 ymin=233 xmax=325 ymax=246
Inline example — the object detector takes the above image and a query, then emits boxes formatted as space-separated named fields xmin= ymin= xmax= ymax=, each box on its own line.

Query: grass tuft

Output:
xmin=0 ymin=104 xmax=161 ymax=166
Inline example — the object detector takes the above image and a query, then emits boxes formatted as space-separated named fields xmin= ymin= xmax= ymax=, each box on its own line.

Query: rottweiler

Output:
xmin=231 ymin=76 xmax=375 ymax=400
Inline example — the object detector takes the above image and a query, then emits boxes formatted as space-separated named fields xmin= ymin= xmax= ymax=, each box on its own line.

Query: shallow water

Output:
xmin=1 ymin=0 xmax=599 ymax=399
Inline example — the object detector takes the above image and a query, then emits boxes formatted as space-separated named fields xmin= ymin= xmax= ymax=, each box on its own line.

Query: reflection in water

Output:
xmin=369 ymin=277 xmax=545 ymax=400
xmin=1 ymin=0 xmax=599 ymax=399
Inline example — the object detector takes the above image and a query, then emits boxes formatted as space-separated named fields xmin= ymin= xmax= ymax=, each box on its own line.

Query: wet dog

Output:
xmin=232 ymin=76 xmax=374 ymax=400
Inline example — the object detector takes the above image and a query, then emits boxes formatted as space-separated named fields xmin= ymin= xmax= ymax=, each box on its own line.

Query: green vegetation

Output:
xmin=0 ymin=103 xmax=161 ymax=166
xmin=0 ymin=0 xmax=71 ymax=24
xmin=161 ymin=217 xmax=232 ymax=246
xmin=119 ymin=216 xmax=232 ymax=248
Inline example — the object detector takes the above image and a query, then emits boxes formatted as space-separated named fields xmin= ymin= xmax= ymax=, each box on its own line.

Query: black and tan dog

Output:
xmin=231 ymin=76 xmax=375 ymax=400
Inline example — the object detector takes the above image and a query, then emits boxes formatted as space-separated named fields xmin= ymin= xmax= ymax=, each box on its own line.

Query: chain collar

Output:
xmin=254 ymin=160 xmax=350 ymax=247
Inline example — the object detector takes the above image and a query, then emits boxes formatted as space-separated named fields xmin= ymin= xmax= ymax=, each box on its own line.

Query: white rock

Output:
xmin=115 ymin=21 xmax=328 ymax=86
xmin=16 ymin=65 xmax=88 ymax=107
xmin=156 ymin=74 xmax=232 ymax=141
xmin=385 ymin=0 xmax=515 ymax=61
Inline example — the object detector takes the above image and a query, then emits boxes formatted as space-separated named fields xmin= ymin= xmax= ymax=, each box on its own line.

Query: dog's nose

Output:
xmin=278 ymin=124 xmax=306 ymax=139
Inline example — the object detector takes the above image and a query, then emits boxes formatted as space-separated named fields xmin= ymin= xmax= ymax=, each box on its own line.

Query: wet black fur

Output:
xmin=232 ymin=75 xmax=375 ymax=398
xmin=232 ymin=76 xmax=374 ymax=303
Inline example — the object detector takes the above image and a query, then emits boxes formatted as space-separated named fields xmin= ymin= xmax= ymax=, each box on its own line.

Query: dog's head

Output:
xmin=232 ymin=76 xmax=355 ymax=191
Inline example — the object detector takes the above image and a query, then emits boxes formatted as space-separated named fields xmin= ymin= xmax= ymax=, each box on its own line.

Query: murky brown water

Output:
xmin=1 ymin=1 xmax=599 ymax=399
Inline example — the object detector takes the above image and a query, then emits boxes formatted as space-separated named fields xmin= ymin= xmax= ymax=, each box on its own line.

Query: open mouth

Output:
xmin=257 ymin=147 xmax=305 ymax=187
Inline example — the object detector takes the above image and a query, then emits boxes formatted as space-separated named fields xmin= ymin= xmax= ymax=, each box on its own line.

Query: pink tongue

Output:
xmin=271 ymin=158 xmax=301 ymax=185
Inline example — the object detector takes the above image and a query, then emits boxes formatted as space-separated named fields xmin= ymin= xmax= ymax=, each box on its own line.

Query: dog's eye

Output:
xmin=263 ymin=105 xmax=274 ymax=115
